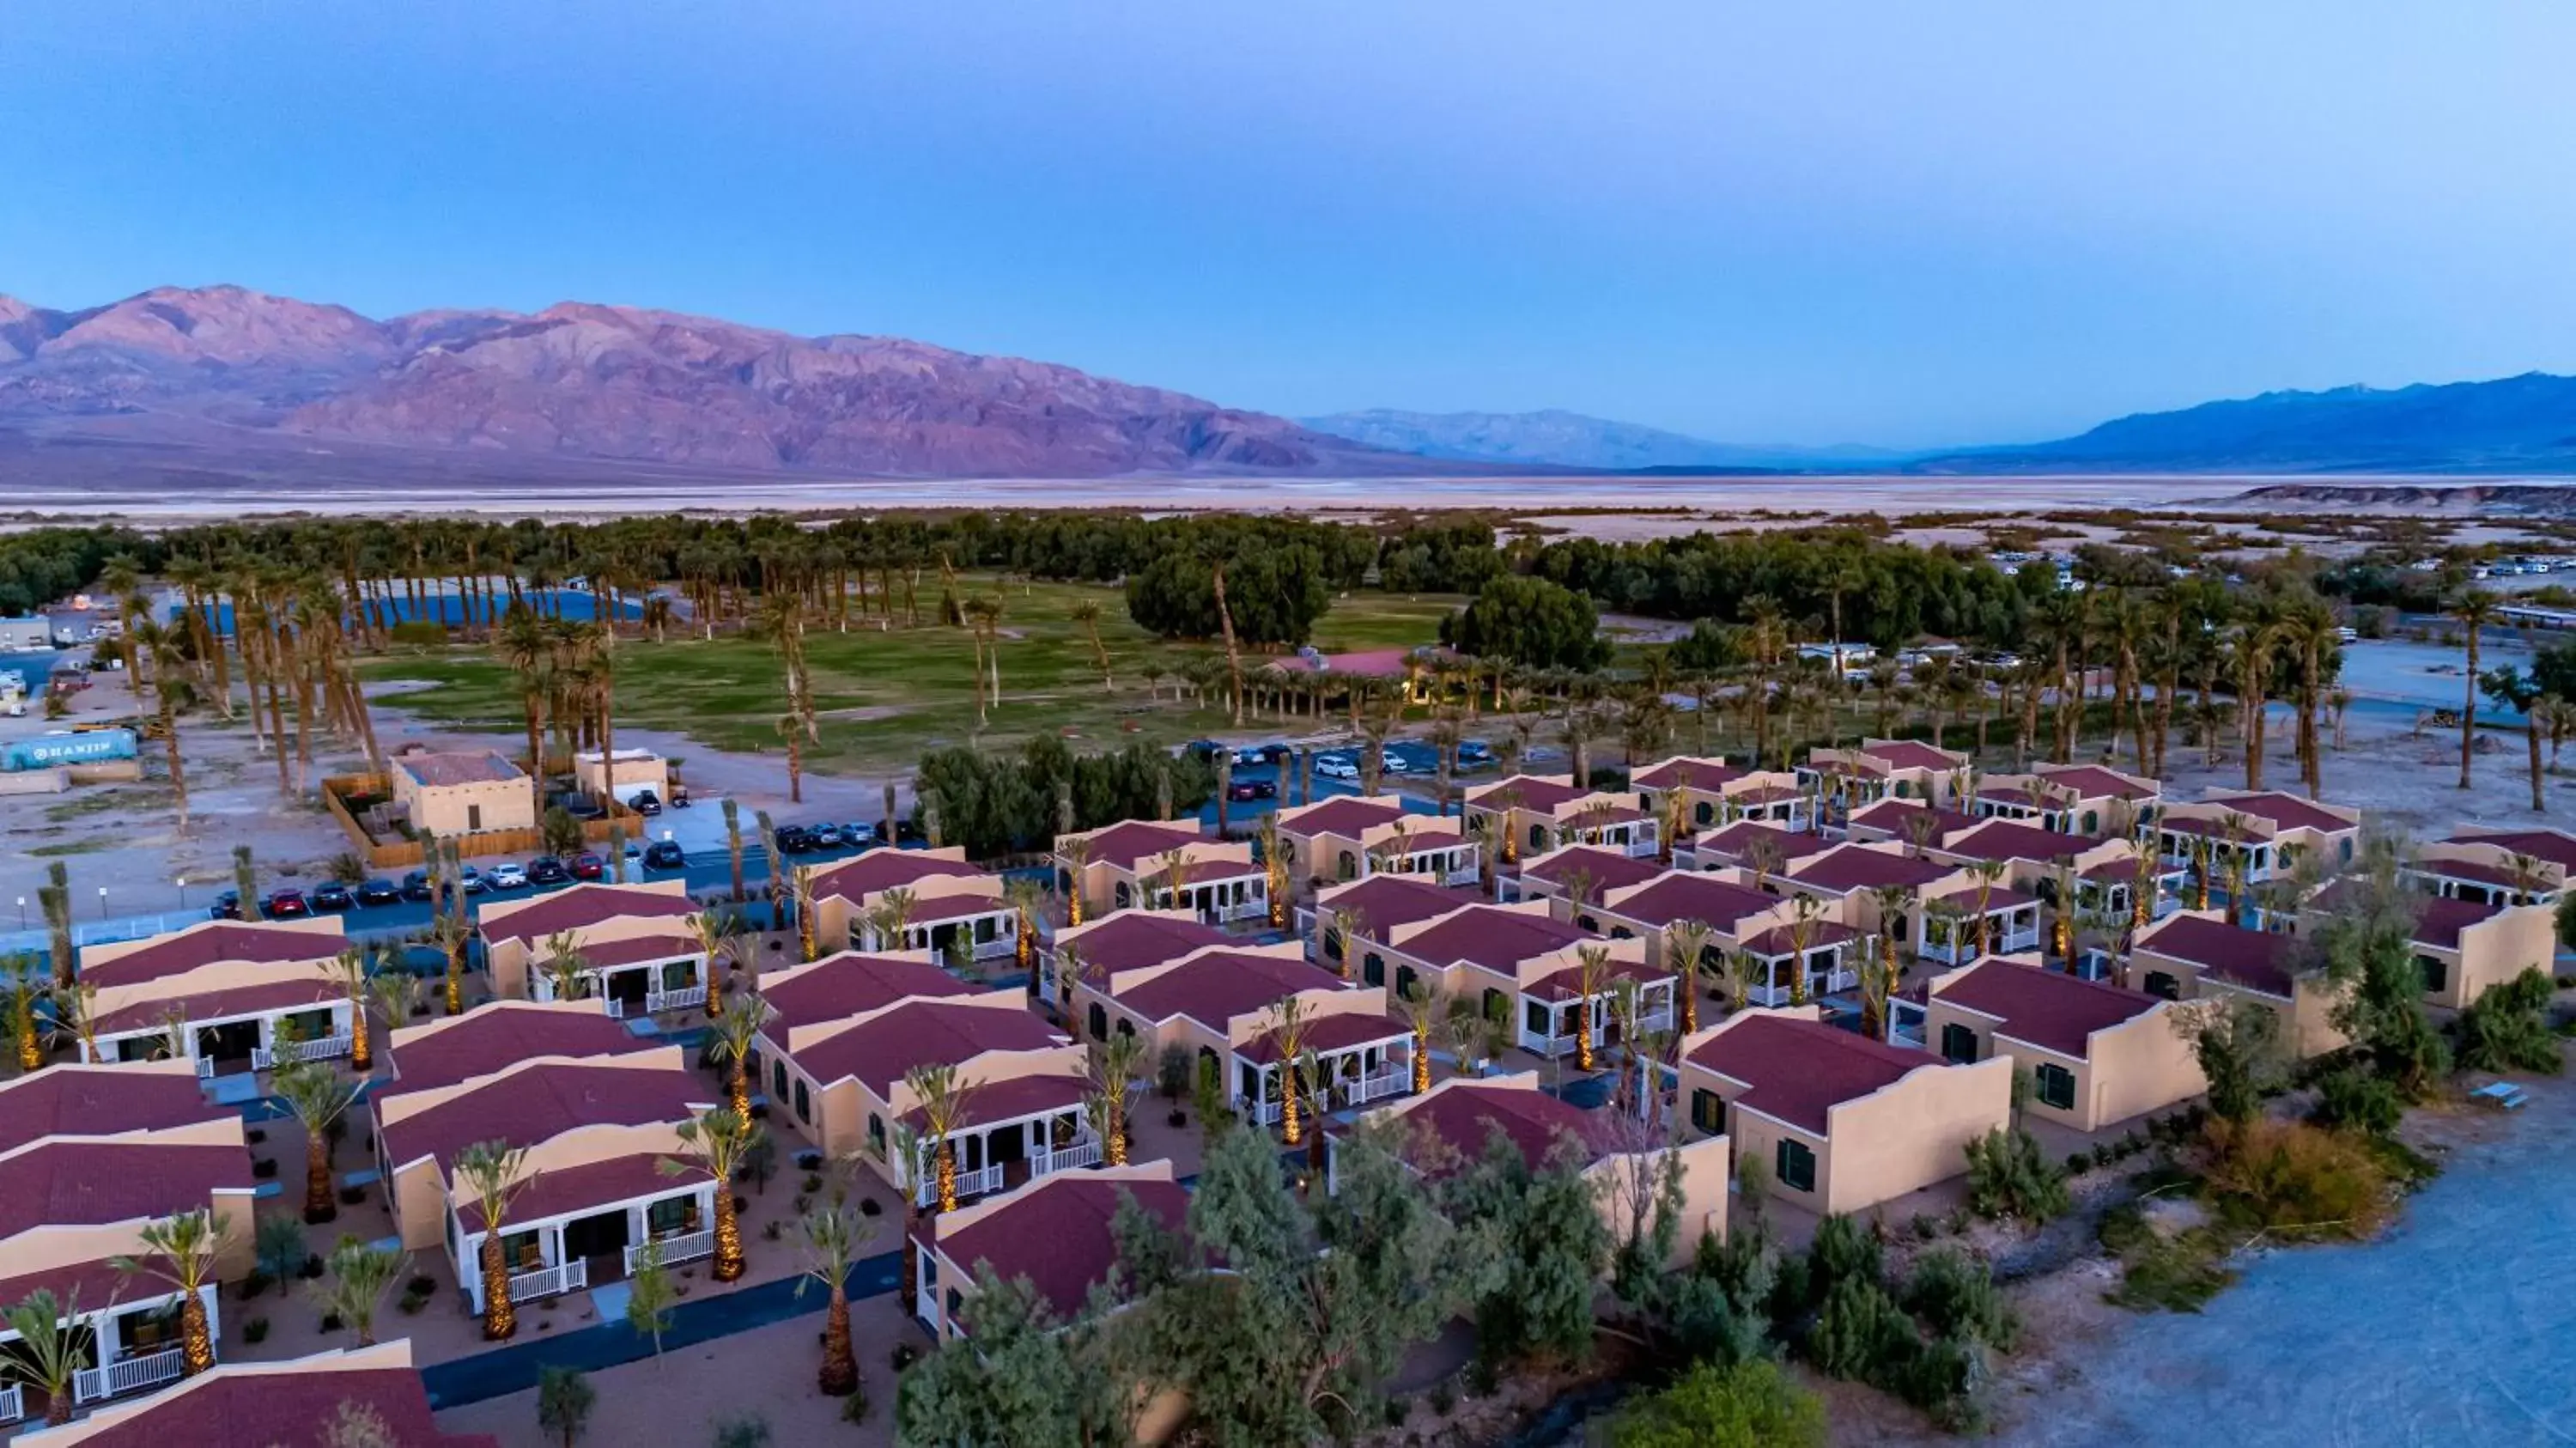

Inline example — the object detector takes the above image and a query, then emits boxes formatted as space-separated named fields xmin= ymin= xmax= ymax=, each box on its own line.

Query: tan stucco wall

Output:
xmin=403 ymin=774 xmax=536 ymax=837
xmin=2445 ymin=903 xmax=2559 ymax=1009
xmin=479 ymin=881 xmax=696 ymax=998
xmin=574 ymin=751 xmax=668 ymax=801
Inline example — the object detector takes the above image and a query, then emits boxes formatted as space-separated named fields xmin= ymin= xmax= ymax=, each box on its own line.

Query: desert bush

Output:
xmin=1901 ymin=1249 xmax=2016 ymax=1352
xmin=1963 ymin=1127 xmax=2070 ymax=1222
xmin=2198 ymin=1118 xmax=2394 ymax=1240
xmin=2311 ymin=1066 xmax=2403 ymax=1136
xmin=2452 ymin=968 xmax=2563 ymax=1075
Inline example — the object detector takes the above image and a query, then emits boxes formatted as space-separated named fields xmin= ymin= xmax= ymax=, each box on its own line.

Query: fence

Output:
xmin=321 ymin=772 xmax=644 ymax=868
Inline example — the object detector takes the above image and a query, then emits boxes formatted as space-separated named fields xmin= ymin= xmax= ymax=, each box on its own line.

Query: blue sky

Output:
xmin=2 ymin=1 xmax=2571 ymax=447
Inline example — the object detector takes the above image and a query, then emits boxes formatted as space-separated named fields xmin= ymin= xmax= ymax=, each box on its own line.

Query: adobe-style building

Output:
xmin=1676 ymin=1006 xmax=2012 ymax=1216
xmin=573 ymin=745 xmax=669 ymax=807
xmin=2301 ymin=886 xmax=2559 ymax=1011
xmin=76 ymin=917 xmax=353 ymax=1076
xmin=1298 ymin=875 xmax=1479 ymax=974
xmin=1054 ymin=819 xmax=1269 ymax=925
xmin=1674 ymin=819 xmax=1836 ymax=878
xmin=911 ymin=1160 xmax=1191 ymax=1342
xmin=1462 ymin=774 xmax=1658 ymax=866
xmin=2411 ymin=827 xmax=2573 ymax=907
xmin=2154 ymin=791 xmax=2364 ymax=891
xmin=2127 ymin=911 xmax=2346 ymax=1058
xmin=1841 ymin=799 xmax=1982 ymax=853
xmin=389 ymin=748 xmax=535 ymax=837
xmin=376 ymin=998 xmax=651 ymax=1102
xmin=1971 ymin=764 xmax=2161 ymax=837
xmin=1778 ymin=842 xmax=1972 ymax=963
xmin=1797 ymin=738 xmax=1971 ymax=814
xmin=374 ymin=1050 xmax=720 ymax=1313
xmin=1370 ymin=902 xmax=1664 ymax=1058
xmin=477 ymin=880 xmax=710 ymax=1018
xmin=806 ymin=848 xmax=1016 ymax=964
xmin=15 ymin=1342 xmax=495 ymax=1448
xmin=1579 ymin=870 xmax=1860 ymax=1007
xmin=1346 ymin=1071 xmax=1733 ymax=1258
xmin=1272 ymin=795 xmax=1478 ymax=892
xmin=0 ymin=1063 xmax=255 ymax=1416
xmin=1501 ymin=843 xmax=1667 ymax=907
xmin=1633 ymin=756 xmax=1808 ymax=834
xmin=759 ymin=991 xmax=1093 ymax=1208
xmin=1913 ymin=958 xmax=2205 ymax=1132
xmin=1072 ymin=942 xmax=1408 ymax=1122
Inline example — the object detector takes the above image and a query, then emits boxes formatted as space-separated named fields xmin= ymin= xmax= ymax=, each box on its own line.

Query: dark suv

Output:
xmin=642 ymin=840 xmax=686 ymax=870
xmin=527 ymin=856 xmax=571 ymax=885
xmin=355 ymin=879 xmax=401 ymax=907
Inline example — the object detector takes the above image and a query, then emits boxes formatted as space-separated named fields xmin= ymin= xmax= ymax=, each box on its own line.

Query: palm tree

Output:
xmin=776 ymin=712 xmax=805 ymax=804
xmin=308 ymin=1235 xmax=405 ymax=1348
xmin=1398 ymin=979 xmax=1439 ymax=1094
xmin=793 ymin=865 xmax=820 ymax=963
xmin=431 ymin=915 xmax=471 ymax=1016
xmin=1070 ymin=599 xmax=1115 ymax=692
xmin=1255 ymin=812 xmax=1291 ymax=928
xmin=129 ymin=618 xmax=193 ymax=831
xmin=495 ymin=607 xmax=556 ymax=821
xmin=1 ymin=1289 xmax=90 ymax=1426
xmin=318 ymin=947 xmax=374 ymax=1073
xmin=452 ymin=1141 xmax=530 ymax=1341
xmin=274 ymin=1058 xmax=363 ymax=1224
xmin=1723 ymin=947 xmax=1762 ymax=1013
xmin=708 ymin=992 xmax=766 ymax=1121
xmin=2451 ymin=591 xmax=2502 ymax=788
xmin=795 ymin=1202 xmax=872 ymax=1397
xmin=46 ymin=977 xmax=100 ymax=1065
xmin=1571 ymin=945 xmax=1611 ymax=1070
xmin=1087 ymin=1031 xmax=1143 ymax=1167
xmin=112 ymin=1208 xmax=226 ymax=1375
xmin=1667 ymin=920 xmax=1715 ymax=1035
xmin=1967 ymin=859 xmax=2009 ymax=957
xmin=864 ymin=887 xmax=916 ymax=957
xmin=7 ymin=959 xmax=45 ymax=1073
xmin=1266 ymin=996 xmax=1311 ymax=1146
xmin=721 ymin=798 xmax=748 ymax=903
xmin=538 ymin=928 xmax=590 ymax=1005
xmin=1003 ymin=876 xmax=1048 ymax=976
xmin=1058 ymin=835 xmax=1091 ymax=926
xmin=662 ymin=1108 xmax=757 ymax=1282
xmin=902 ymin=1065 xmax=975 ymax=1212
xmin=688 ymin=910 xmax=740 ymax=1019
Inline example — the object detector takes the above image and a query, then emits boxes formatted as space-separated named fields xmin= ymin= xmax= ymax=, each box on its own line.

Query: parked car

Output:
xmin=355 ymin=879 xmax=400 ymax=907
xmin=773 ymin=825 xmax=817 ymax=855
xmin=1315 ymin=754 xmax=1359 ymax=780
xmin=398 ymin=871 xmax=434 ymax=903
xmin=208 ymin=890 xmax=242 ymax=921
xmin=527 ymin=856 xmax=571 ymax=885
xmin=809 ymin=824 xmax=847 ymax=849
xmin=1458 ymin=740 xmax=1495 ymax=767
xmin=458 ymin=867 xmax=489 ymax=896
xmin=487 ymin=861 xmax=529 ymax=890
xmin=1232 ymin=746 xmax=1269 ymax=768
xmin=310 ymin=881 xmax=355 ymax=913
xmin=642 ymin=840 xmax=686 ymax=870
xmin=1226 ymin=779 xmax=1277 ymax=802
xmin=628 ymin=790 xmax=663 ymax=817
xmin=843 ymin=823 xmax=881 ymax=847
xmin=570 ymin=852 xmax=606 ymax=881
xmin=263 ymin=889 xmax=310 ymax=918
xmin=1380 ymin=751 xmax=1413 ymax=775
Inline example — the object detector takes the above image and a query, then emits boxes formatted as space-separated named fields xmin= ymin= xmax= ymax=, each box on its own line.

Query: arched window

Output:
xmin=2081 ymin=810 xmax=2100 ymax=835
xmin=2143 ymin=971 xmax=2178 ymax=1001
xmin=1115 ymin=1018 xmax=1136 ymax=1040
xmin=1894 ymin=780 xmax=1914 ymax=799
xmin=867 ymin=1113 xmax=885 ymax=1157
xmin=1694 ymin=800 xmax=1715 ymax=825
xmin=1609 ymin=926 xmax=1633 ymax=940
xmin=1528 ymin=824 xmax=1548 ymax=853
xmin=1057 ymin=868 xmax=1074 ymax=897
xmin=1336 ymin=850 xmax=1358 ymax=880
xmin=1087 ymin=1003 xmax=1109 ymax=1040
xmin=793 ymin=1079 xmax=811 ymax=1123
xmin=1395 ymin=964 xmax=1419 ymax=999
xmin=1113 ymin=881 xmax=1133 ymax=909
xmin=772 ymin=1060 xmax=788 ymax=1100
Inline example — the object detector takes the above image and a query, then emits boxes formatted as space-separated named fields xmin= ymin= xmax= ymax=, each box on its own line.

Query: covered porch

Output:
xmin=532 ymin=943 xmax=708 ymax=1019
xmin=1917 ymin=896 xmax=2042 ymax=966
xmin=1235 ymin=1017 xmax=1415 ymax=1122
xmin=897 ymin=1079 xmax=1102 ymax=1209
xmin=88 ymin=996 xmax=351 ymax=1078
xmin=863 ymin=897 xmax=1019 ymax=964
xmin=1375 ymin=837 xmax=1481 ymax=888
xmin=1131 ymin=867 xmax=1270 ymax=925
xmin=1564 ymin=813 xmax=1660 ymax=859
xmin=1516 ymin=968 xmax=1677 ymax=1057
xmin=455 ymin=1169 xmax=720 ymax=1314
xmin=1740 ymin=927 xmax=1861 ymax=1008
xmin=0 ymin=1280 xmax=216 ymax=1416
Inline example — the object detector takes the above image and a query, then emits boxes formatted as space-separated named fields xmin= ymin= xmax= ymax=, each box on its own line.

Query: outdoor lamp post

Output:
xmin=175 ymin=875 xmax=186 ymax=910
xmin=13 ymin=897 xmax=21 ymax=928
xmin=97 ymin=885 xmax=107 ymax=920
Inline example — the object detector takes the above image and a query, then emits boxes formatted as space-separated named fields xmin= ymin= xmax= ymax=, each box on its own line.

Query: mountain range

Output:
xmin=4 ymin=283 xmax=2574 ymax=484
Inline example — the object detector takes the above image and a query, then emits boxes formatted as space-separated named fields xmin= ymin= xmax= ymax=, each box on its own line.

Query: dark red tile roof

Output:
xmin=2447 ymin=828 xmax=2576 ymax=873
xmin=1686 ymin=1013 xmax=1948 ymax=1135
xmin=900 ymin=1070 xmax=1089 ymax=1131
xmin=81 ymin=921 xmax=349 ymax=989
xmin=1941 ymin=820 xmax=2107 ymax=865
xmin=2408 ymin=893 xmax=2503 ymax=950
xmin=1787 ymin=846 xmax=1957 ymax=896
xmin=1279 ymin=796 xmax=1406 ymax=838
xmin=1601 ymin=873 xmax=1778 ymax=930
xmin=789 ymin=1001 xmax=1068 ymax=1096
xmin=1522 ymin=846 xmax=1665 ymax=895
xmin=459 ymin=1151 xmax=698 ymax=1232
xmin=1934 ymin=960 xmax=2160 ymax=1058
xmin=1859 ymin=739 xmax=1962 ymax=773
xmin=1633 ymin=758 xmax=1748 ymax=792
xmin=568 ymin=931 xmax=702 ymax=969
xmin=0 ymin=1139 xmax=252 ymax=1239
xmin=477 ymin=884 xmax=698 ymax=946
xmin=64 ymin=1363 xmax=495 ymax=1448
xmin=759 ymin=953 xmax=981 ymax=1032
xmin=1238 ymin=1009 xmax=1410 ymax=1062
xmin=1115 ymin=952 xmax=1352 ymax=1030
xmin=0 ymin=1067 xmax=226 ymax=1156
xmin=1525 ymin=955 xmax=1673 ymax=1003
xmin=1394 ymin=907 xmax=1593 ymax=972
xmin=1470 ymin=775 xmax=1589 ymax=812
xmin=1690 ymin=820 xmax=1834 ymax=863
xmin=2201 ymin=792 xmax=2358 ymax=836
xmin=381 ymin=1002 xmax=651 ymax=1098
xmin=1846 ymin=800 xmax=1978 ymax=838
xmin=1315 ymin=878 xmax=1480 ymax=940
xmin=2034 ymin=764 xmax=2159 ymax=801
xmin=1055 ymin=913 xmax=1231 ymax=978
xmin=0 ymin=1256 xmax=147 ymax=1317
xmin=811 ymin=849 xmax=987 ymax=904
xmin=379 ymin=1060 xmax=714 ymax=1173
xmin=1739 ymin=922 xmax=1862 ymax=957
xmin=935 ymin=1174 xmax=1191 ymax=1325
xmin=2136 ymin=916 xmax=2299 ymax=997
xmin=2412 ymin=857 xmax=2531 ymax=889
xmin=95 ymin=976 xmax=343 ymax=1037
xmin=1066 ymin=819 xmax=1204 ymax=871
xmin=904 ymin=891 xmax=1013 ymax=924
xmin=1388 ymin=1082 xmax=1616 ymax=1174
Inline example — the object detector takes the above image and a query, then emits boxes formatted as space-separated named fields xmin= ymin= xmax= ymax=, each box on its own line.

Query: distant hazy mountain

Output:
xmin=1297 ymin=407 xmax=1894 ymax=472
xmin=0 ymin=284 xmax=1411 ymax=478
xmin=1914 ymin=373 xmax=2576 ymax=473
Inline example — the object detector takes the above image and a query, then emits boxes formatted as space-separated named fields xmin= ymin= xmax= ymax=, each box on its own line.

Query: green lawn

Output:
xmin=359 ymin=580 xmax=1458 ymax=776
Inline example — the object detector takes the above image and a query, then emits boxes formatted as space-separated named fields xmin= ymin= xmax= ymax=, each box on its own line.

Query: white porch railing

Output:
xmin=1032 ymin=1138 xmax=1103 ymax=1177
xmin=598 ymin=996 xmax=629 ymax=1020
xmin=74 ymin=1347 xmax=185 ymax=1404
xmin=249 ymin=1045 xmax=276 ymax=1072
xmin=1995 ymin=928 xmax=2041 ymax=954
xmin=274 ymin=1033 xmax=352 ymax=1065
xmin=1638 ymin=1005 xmax=1675 ymax=1034
xmin=0 ymin=1381 xmax=21 ymax=1423
xmin=1626 ymin=836 xmax=1659 ymax=858
xmin=1249 ymin=1098 xmax=1284 ymax=1127
xmin=1519 ymin=1027 xmax=1577 ymax=1057
xmin=627 ymin=1229 xmax=714 ymax=1274
xmin=645 ymin=984 xmax=708 ymax=1014
xmin=1442 ymin=866 xmax=1480 ymax=887
xmin=1213 ymin=898 xmax=1268 ymax=923
xmin=2152 ymin=894 xmax=2184 ymax=919
xmin=195 ymin=1056 xmax=214 ymax=1080
xmin=916 ymin=1162 xmax=1006 ymax=1208
xmin=507 ymin=1257 xmax=588 ymax=1304
xmin=1341 ymin=1066 xmax=1409 ymax=1107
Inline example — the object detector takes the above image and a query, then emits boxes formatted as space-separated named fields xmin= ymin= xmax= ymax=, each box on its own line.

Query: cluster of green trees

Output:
xmin=1437 ymin=575 xmax=1609 ymax=670
xmin=0 ymin=525 xmax=155 ymax=617
xmin=912 ymin=736 xmax=1216 ymax=857
xmin=1122 ymin=545 xmax=1334 ymax=646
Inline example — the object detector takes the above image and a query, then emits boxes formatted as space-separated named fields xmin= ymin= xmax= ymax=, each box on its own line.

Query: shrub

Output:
xmin=802 ymin=1173 xmax=824 ymax=1194
xmin=1804 ymin=1214 xmax=1881 ymax=1307
xmin=389 ymin=618 xmax=449 ymax=648
xmin=1606 ymin=1360 xmax=1826 ymax=1448
xmin=339 ymin=1185 xmax=366 ymax=1206
xmin=1902 ymin=1249 xmax=2016 ymax=1351
xmin=2452 ymin=968 xmax=2564 ymax=1075
xmin=244 ymin=1317 xmax=270 ymax=1343
xmin=2065 ymin=1153 xmax=2092 ymax=1177
xmin=239 ymin=1271 xmax=272 ymax=1301
xmin=840 ymin=1388 xmax=871 ymax=1426
xmin=2312 ymin=1066 xmax=2403 ymax=1136
xmin=1807 ymin=1276 xmax=1915 ymax=1381
xmin=762 ymin=1220 xmax=783 ymax=1242
xmin=1963 ymin=1127 xmax=2071 ymax=1222
xmin=2198 ymin=1118 xmax=2395 ymax=1241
